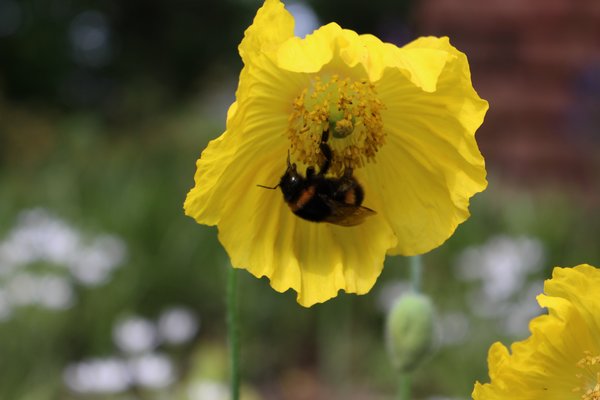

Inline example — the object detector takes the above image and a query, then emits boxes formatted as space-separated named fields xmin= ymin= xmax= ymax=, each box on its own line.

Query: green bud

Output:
xmin=385 ymin=293 xmax=435 ymax=373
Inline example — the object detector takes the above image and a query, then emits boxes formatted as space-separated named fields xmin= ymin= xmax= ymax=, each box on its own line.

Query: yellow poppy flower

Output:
xmin=184 ymin=0 xmax=488 ymax=307
xmin=472 ymin=264 xmax=600 ymax=400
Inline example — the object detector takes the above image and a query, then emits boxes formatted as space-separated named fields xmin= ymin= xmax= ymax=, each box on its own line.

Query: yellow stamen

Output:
xmin=574 ymin=351 xmax=600 ymax=400
xmin=287 ymin=74 xmax=386 ymax=176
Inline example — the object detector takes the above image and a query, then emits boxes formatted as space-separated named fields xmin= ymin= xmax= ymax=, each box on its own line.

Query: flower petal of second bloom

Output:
xmin=472 ymin=264 xmax=600 ymax=400
xmin=368 ymin=37 xmax=488 ymax=256
xmin=542 ymin=264 xmax=600 ymax=334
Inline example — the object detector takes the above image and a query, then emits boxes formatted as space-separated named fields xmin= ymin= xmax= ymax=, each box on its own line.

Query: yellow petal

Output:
xmin=543 ymin=264 xmax=600 ymax=334
xmin=403 ymin=37 xmax=490 ymax=134
xmin=371 ymin=38 xmax=488 ymax=255
xmin=184 ymin=49 xmax=304 ymax=226
xmin=356 ymin=34 xmax=449 ymax=89
xmin=220 ymin=196 xmax=396 ymax=307
xmin=186 ymin=1 xmax=489 ymax=306
xmin=472 ymin=264 xmax=600 ymax=399
xmin=488 ymin=342 xmax=512 ymax=383
xmin=277 ymin=28 xmax=452 ymax=90
xmin=474 ymin=309 xmax=587 ymax=399
xmin=185 ymin=26 xmax=399 ymax=305
xmin=189 ymin=111 xmax=398 ymax=306
xmin=276 ymin=22 xmax=341 ymax=73
xmin=238 ymin=0 xmax=294 ymax=62
xmin=276 ymin=22 xmax=378 ymax=80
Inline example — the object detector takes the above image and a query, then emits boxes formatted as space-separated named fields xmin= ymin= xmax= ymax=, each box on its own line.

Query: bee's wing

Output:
xmin=321 ymin=198 xmax=377 ymax=227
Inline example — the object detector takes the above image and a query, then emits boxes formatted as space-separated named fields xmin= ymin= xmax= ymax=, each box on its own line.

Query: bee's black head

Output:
xmin=279 ymin=162 xmax=305 ymax=203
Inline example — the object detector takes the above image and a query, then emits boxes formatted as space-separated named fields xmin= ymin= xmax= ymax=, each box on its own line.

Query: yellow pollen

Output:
xmin=574 ymin=351 xmax=600 ymax=400
xmin=287 ymin=74 xmax=386 ymax=176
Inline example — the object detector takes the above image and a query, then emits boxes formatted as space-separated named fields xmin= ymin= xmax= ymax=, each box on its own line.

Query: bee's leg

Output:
xmin=306 ymin=166 xmax=316 ymax=178
xmin=319 ymin=142 xmax=332 ymax=175
xmin=318 ymin=127 xmax=333 ymax=175
xmin=321 ymin=128 xmax=329 ymax=144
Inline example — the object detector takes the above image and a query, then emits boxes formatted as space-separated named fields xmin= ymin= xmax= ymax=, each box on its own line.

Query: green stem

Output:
xmin=227 ymin=267 xmax=240 ymax=400
xmin=409 ymin=255 xmax=422 ymax=293
xmin=398 ymin=373 xmax=411 ymax=400
xmin=395 ymin=255 xmax=422 ymax=400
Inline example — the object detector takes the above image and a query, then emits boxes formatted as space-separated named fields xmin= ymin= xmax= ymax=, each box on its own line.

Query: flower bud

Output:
xmin=385 ymin=293 xmax=435 ymax=373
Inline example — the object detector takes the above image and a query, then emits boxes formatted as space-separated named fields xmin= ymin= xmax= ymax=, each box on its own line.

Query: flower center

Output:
xmin=574 ymin=352 xmax=600 ymax=400
xmin=287 ymin=74 xmax=386 ymax=176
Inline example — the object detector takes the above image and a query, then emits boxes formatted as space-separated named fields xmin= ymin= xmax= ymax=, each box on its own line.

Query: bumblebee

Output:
xmin=258 ymin=131 xmax=376 ymax=226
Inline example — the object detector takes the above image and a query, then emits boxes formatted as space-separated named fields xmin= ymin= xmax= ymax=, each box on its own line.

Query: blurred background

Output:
xmin=0 ymin=0 xmax=599 ymax=399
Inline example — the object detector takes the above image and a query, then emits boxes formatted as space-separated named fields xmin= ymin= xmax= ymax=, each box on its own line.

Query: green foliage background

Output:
xmin=0 ymin=0 xmax=598 ymax=399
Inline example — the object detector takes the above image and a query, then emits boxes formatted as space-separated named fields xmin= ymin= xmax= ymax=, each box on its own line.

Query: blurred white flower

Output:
xmin=0 ymin=289 xmax=12 ymax=321
xmin=129 ymin=353 xmax=175 ymax=389
xmin=4 ymin=272 xmax=38 ymax=306
xmin=158 ymin=307 xmax=199 ymax=345
xmin=501 ymin=281 xmax=544 ymax=337
xmin=455 ymin=234 xmax=545 ymax=336
xmin=3 ymin=272 xmax=74 ymax=309
xmin=69 ymin=234 xmax=127 ymax=286
xmin=0 ymin=208 xmax=80 ymax=273
xmin=437 ymin=312 xmax=470 ymax=347
xmin=65 ymin=351 xmax=178 ymax=394
xmin=63 ymin=357 xmax=131 ymax=394
xmin=0 ymin=208 xmax=127 ymax=320
xmin=376 ymin=280 xmax=412 ymax=314
xmin=36 ymin=275 xmax=75 ymax=310
xmin=113 ymin=316 xmax=158 ymax=355
xmin=187 ymin=380 xmax=229 ymax=400
xmin=69 ymin=10 xmax=112 ymax=68
xmin=456 ymin=235 xmax=544 ymax=302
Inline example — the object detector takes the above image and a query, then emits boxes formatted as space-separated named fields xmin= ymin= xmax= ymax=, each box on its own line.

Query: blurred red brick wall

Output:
xmin=415 ymin=0 xmax=600 ymax=189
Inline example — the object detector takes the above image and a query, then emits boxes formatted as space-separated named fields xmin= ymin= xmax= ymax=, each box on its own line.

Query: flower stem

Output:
xmin=395 ymin=255 xmax=422 ymax=400
xmin=398 ymin=373 xmax=411 ymax=400
xmin=227 ymin=267 xmax=240 ymax=400
xmin=409 ymin=255 xmax=422 ymax=293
